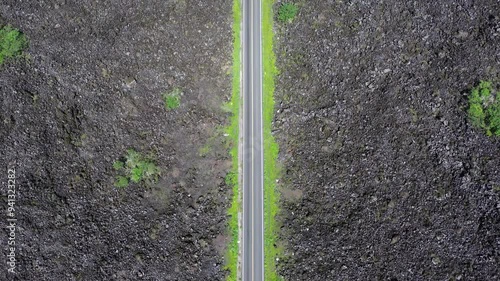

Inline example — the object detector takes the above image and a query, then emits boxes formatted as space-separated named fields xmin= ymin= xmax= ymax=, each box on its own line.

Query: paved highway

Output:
xmin=241 ymin=0 xmax=264 ymax=280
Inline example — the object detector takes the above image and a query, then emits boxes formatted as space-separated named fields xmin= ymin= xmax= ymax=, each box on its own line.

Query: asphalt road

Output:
xmin=241 ymin=0 xmax=264 ymax=280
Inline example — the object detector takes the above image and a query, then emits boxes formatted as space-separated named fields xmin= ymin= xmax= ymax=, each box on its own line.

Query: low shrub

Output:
xmin=162 ymin=88 xmax=182 ymax=110
xmin=113 ymin=149 xmax=160 ymax=187
xmin=468 ymin=81 xmax=500 ymax=136
xmin=0 ymin=25 xmax=28 ymax=65
xmin=278 ymin=3 xmax=298 ymax=23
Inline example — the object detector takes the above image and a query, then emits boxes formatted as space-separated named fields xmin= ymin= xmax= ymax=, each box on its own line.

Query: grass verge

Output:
xmin=224 ymin=0 xmax=242 ymax=280
xmin=263 ymin=0 xmax=282 ymax=280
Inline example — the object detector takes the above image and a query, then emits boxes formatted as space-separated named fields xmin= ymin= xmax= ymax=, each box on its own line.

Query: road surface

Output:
xmin=241 ymin=0 xmax=264 ymax=280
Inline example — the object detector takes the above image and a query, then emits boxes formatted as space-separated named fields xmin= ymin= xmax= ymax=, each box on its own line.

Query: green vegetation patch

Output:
xmin=0 ymin=25 xmax=28 ymax=65
xmin=277 ymin=3 xmax=298 ymax=23
xmin=224 ymin=0 xmax=242 ymax=280
xmin=264 ymin=0 xmax=282 ymax=280
xmin=468 ymin=80 xmax=500 ymax=136
xmin=162 ymin=88 xmax=182 ymax=110
xmin=113 ymin=149 xmax=160 ymax=187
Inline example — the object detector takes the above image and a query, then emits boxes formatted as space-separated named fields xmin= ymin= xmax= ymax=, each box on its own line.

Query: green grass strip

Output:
xmin=224 ymin=0 xmax=242 ymax=280
xmin=262 ymin=0 xmax=282 ymax=280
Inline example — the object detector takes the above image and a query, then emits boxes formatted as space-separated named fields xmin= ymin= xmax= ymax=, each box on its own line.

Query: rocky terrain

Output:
xmin=274 ymin=0 xmax=500 ymax=280
xmin=1 ymin=1 xmax=233 ymax=280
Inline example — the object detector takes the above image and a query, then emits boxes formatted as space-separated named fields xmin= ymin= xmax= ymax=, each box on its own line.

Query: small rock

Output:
xmin=457 ymin=31 xmax=469 ymax=39
xmin=124 ymin=77 xmax=137 ymax=89
xmin=431 ymin=255 xmax=441 ymax=265
xmin=391 ymin=235 xmax=400 ymax=244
